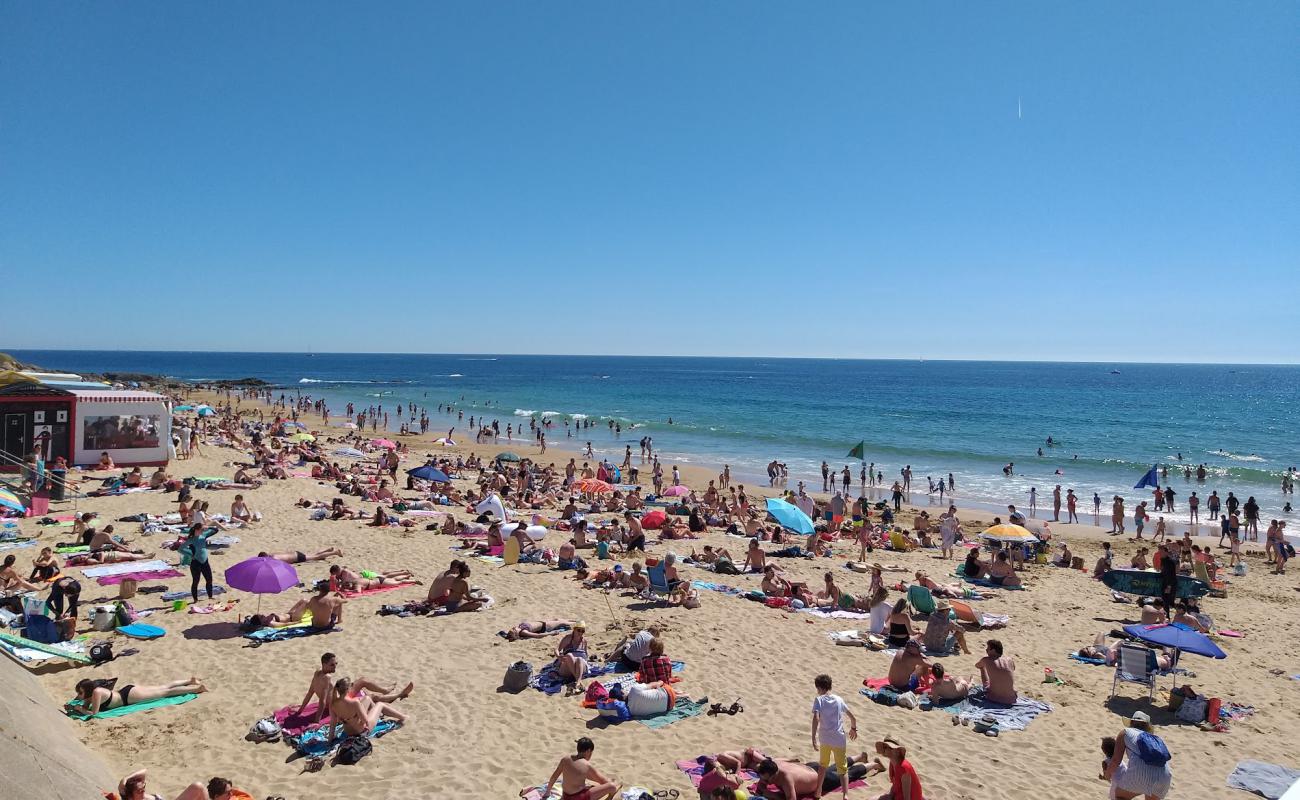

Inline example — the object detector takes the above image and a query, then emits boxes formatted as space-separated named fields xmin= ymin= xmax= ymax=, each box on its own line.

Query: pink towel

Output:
xmin=97 ymin=569 xmax=183 ymax=585
xmin=340 ymin=581 xmax=416 ymax=598
xmin=274 ymin=701 xmax=327 ymax=736
xmin=863 ymin=677 xmax=891 ymax=689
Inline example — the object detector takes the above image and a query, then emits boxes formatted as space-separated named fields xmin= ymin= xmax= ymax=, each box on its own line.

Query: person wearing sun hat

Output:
xmin=1102 ymin=711 xmax=1173 ymax=799
xmin=872 ymin=737 xmax=922 ymax=800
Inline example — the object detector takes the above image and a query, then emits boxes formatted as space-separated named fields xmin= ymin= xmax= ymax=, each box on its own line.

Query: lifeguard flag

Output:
xmin=1134 ymin=464 xmax=1159 ymax=490
xmin=847 ymin=441 xmax=866 ymax=460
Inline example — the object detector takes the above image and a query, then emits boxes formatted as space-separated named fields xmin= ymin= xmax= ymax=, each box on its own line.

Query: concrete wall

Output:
xmin=0 ymin=658 xmax=116 ymax=798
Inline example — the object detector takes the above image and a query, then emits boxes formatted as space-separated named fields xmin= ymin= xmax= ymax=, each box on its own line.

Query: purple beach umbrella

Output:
xmin=224 ymin=556 xmax=300 ymax=613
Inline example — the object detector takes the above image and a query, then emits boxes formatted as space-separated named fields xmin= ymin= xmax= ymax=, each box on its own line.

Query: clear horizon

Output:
xmin=7 ymin=347 xmax=1299 ymax=368
xmin=3 ymin=3 xmax=1297 ymax=361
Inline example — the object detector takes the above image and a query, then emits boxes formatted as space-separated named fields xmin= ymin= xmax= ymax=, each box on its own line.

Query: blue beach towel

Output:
xmin=245 ymin=625 xmax=338 ymax=643
xmin=636 ymin=698 xmax=706 ymax=730
xmin=291 ymin=719 xmax=400 ymax=758
xmin=936 ymin=690 xmax=1052 ymax=731
xmin=1068 ymin=653 xmax=1109 ymax=666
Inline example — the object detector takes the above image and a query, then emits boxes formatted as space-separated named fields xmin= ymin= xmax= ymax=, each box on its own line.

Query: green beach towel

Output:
xmin=67 ymin=692 xmax=198 ymax=720
xmin=55 ymin=545 xmax=90 ymax=554
xmin=636 ymin=698 xmax=706 ymax=730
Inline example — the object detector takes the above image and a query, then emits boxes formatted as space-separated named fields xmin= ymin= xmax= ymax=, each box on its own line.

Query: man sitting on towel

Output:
xmin=296 ymin=651 xmax=413 ymax=723
xmin=975 ymin=639 xmax=1018 ymax=704
xmin=541 ymin=737 xmax=619 ymax=800
xmin=887 ymin=640 xmax=930 ymax=692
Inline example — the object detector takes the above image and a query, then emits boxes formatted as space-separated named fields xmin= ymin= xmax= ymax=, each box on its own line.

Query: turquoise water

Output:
xmin=12 ymin=351 xmax=1298 ymax=524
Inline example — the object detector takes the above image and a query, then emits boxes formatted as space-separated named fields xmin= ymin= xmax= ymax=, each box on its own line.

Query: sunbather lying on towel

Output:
xmin=912 ymin=571 xmax=996 ymax=599
xmin=753 ymin=754 xmax=876 ymax=799
xmin=296 ymin=651 xmax=414 ymax=723
xmin=329 ymin=564 xmax=418 ymax=591
xmin=247 ymin=582 xmax=345 ymax=631
xmin=258 ymin=548 xmax=343 ymax=565
xmin=505 ymin=620 xmax=576 ymax=641
xmin=327 ymin=677 xmax=407 ymax=740
xmin=66 ymin=550 xmax=157 ymax=566
xmin=71 ymin=676 xmax=206 ymax=716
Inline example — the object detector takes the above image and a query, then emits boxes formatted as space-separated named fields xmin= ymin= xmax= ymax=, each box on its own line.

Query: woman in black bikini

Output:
xmin=885 ymin=598 xmax=916 ymax=648
xmin=72 ymin=676 xmax=207 ymax=715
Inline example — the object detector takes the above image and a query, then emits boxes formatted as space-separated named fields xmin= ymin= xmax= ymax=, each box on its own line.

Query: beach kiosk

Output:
xmin=0 ymin=372 xmax=171 ymax=471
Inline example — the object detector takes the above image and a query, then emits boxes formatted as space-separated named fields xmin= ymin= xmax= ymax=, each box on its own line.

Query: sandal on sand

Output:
xmin=655 ymin=791 xmax=681 ymax=799
xmin=727 ymin=701 xmax=744 ymax=715
xmin=707 ymin=703 xmax=724 ymax=716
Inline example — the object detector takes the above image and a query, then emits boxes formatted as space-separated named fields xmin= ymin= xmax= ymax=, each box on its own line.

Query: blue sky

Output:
xmin=3 ymin=3 xmax=1297 ymax=362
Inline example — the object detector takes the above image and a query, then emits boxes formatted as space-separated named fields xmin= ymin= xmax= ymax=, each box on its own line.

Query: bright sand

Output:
xmin=15 ymin=389 xmax=1296 ymax=799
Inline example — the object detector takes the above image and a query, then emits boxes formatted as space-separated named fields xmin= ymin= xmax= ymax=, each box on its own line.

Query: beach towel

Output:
xmin=675 ymin=758 xmax=759 ymax=788
xmin=290 ymin=719 xmax=400 ymax=758
xmin=188 ymin=601 xmax=238 ymax=614
xmin=67 ymin=692 xmax=198 ymax=720
xmin=801 ymin=607 xmax=871 ymax=620
xmin=937 ymin=691 xmax=1052 ymax=731
xmin=1225 ymin=760 xmax=1300 ymax=799
xmin=97 ymin=568 xmax=184 ymax=586
xmin=340 ymin=581 xmax=417 ymax=598
xmin=54 ymin=545 xmax=90 ymax=554
xmin=1068 ymin=653 xmax=1109 ymax=666
xmin=0 ymin=539 xmax=36 ymax=553
xmin=690 ymin=579 xmax=746 ymax=596
xmin=274 ymin=701 xmax=330 ymax=736
xmin=518 ymin=788 xmax=562 ymax=800
xmin=530 ymin=659 xmax=685 ymax=695
xmin=0 ymin=635 xmax=89 ymax=665
xmin=162 ymin=586 xmax=226 ymax=601
xmin=475 ymin=555 xmax=504 ymax=565
xmin=636 ymin=697 xmax=706 ymax=729
xmin=81 ymin=559 xmax=174 ymax=578
xmin=954 ymin=571 xmax=1026 ymax=590
xmin=244 ymin=625 xmax=337 ymax=643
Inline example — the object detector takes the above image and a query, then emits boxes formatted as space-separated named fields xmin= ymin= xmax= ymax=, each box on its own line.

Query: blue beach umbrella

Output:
xmin=174 ymin=404 xmax=194 ymax=412
xmin=1134 ymin=464 xmax=1159 ymax=490
xmin=407 ymin=464 xmax=451 ymax=483
xmin=765 ymin=497 xmax=815 ymax=535
xmin=196 ymin=405 xmax=216 ymax=417
xmin=1122 ymin=622 xmax=1226 ymax=659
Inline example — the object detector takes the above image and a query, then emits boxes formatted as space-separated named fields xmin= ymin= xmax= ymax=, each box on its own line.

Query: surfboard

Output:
xmin=1101 ymin=569 xmax=1210 ymax=599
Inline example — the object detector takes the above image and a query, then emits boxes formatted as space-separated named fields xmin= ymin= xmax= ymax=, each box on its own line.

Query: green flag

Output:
xmin=847 ymin=440 xmax=865 ymax=460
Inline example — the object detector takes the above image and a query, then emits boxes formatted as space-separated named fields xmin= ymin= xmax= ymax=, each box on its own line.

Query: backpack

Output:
xmin=584 ymin=682 xmax=609 ymax=703
xmin=1134 ymin=731 xmax=1171 ymax=766
xmin=336 ymin=735 xmax=372 ymax=765
xmin=89 ymin=641 xmax=115 ymax=665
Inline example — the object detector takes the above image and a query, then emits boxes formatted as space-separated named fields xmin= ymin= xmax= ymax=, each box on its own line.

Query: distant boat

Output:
xmin=1110 ymin=370 xmax=1121 ymax=374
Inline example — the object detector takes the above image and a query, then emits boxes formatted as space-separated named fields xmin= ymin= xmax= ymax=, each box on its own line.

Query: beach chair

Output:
xmin=644 ymin=563 xmax=672 ymax=600
xmin=1111 ymin=643 xmax=1162 ymax=701
xmin=907 ymin=585 xmax=937 ymax=617
xmin=1193 ymin=562 xmax=1227 ymax=596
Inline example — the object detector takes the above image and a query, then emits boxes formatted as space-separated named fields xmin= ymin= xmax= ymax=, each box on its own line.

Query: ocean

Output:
xmin=10 ymin=350 xmax=1298 ymax=526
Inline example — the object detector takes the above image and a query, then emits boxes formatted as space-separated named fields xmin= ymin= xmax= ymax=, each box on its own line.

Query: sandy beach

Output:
xmin=5 ymin=388 xmax=1296 ymax=800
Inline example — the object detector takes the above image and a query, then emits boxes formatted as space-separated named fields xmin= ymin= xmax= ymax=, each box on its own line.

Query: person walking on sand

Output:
xmin=540 ymin=737 xmax=620 ymax=800
xmin=810 ymin=673 xmax=857 ymax=799
xmin=1067 ymin=489 xmax=1079 ymax=523
xmin=1052 ymin=485 xmax=1062 ymax=521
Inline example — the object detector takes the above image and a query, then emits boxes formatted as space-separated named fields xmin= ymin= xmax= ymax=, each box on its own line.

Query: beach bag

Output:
xmin=118 ymin=578 xmax=138 ymax=600
xmin=1176 ymin=696 xmax=1208 ymax=723
xmin=584 ymin=682 xmax=609 ymax=703
xmin=246 ymin=717 xmax=282 ymax=743
xmin=502 ymin=661 xmax=533 ymax=693
xmin=336 ymin=735 xmax=372 ymax=765
xmin=114 ymin=600 xmax=140 ymax=627
xmin=1134 ymin=732 xmax=1171 ymax=766
xmin=596 ymin=699 xmax=631 ymax=722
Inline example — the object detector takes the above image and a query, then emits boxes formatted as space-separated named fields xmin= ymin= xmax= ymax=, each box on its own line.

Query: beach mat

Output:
xmin=935 ymin=691 xmax=1052 ymax=731
xmin=274 ymin=701 xmax=330 ymax=737
xmin=290 ymin=719 xmax=400 ymax=758
xmin=0 ymin=632 xmax=92 ymax=665
xmin=67 ymin=692 xmax=198 ymax=720
xmin=0 ymin=539 xmax=37 ymax=553
xmin=116 ymin=623 xmax=166 ymax=640
xmin=340 ymin=581 xmax=417 ymax=598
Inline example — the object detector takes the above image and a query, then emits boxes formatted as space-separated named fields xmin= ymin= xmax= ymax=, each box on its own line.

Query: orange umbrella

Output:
xmin=574 ymin=478 xmax=614 ymax=494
